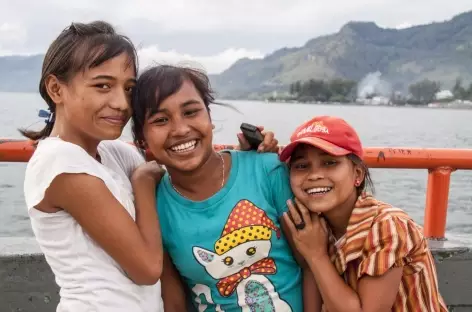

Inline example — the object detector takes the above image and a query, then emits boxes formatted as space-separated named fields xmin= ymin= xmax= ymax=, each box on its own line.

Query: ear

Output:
xmin=193 ymin=246 xmax=216 ymax=267
xmin=45 ymin=74 xmax=65 ymax=106
xmin=354 ymin=164 xmax=365 ymax=185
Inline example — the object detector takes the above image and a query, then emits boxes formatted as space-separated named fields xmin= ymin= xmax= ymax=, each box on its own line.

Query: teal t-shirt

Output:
xmin=157 ymin=150 xmax=303 ymax=312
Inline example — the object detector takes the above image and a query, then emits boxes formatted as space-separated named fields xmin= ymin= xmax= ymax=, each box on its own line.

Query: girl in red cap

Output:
xmin=280 ymin=116 xmax=448 ymax=312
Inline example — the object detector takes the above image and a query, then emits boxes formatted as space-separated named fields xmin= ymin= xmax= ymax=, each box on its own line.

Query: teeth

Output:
xmin=170 ymin=140 xmax=197 ymax=153
xmin=306 ymin=187 xmax=332 ymax=194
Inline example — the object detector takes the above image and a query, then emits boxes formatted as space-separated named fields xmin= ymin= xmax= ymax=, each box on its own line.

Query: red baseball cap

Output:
xmin=279 ymin=115 xmax=363 ymax=162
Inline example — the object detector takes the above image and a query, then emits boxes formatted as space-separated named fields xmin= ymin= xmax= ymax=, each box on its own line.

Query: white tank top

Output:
xmin=23 ymin=137 xmax=163 ymax=312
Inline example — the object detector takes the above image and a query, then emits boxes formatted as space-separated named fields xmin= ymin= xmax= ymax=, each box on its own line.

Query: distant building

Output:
xmin=435 ymin=90 xmax=454 ymax=100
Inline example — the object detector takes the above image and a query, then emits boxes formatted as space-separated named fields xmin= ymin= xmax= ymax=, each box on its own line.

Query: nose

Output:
xmin=307 ymin=167 xmax=324 ymax=181
xmin=108 ymin=89 xmax=130 ymax=111
xmin=238 ymin=260 xmax=245 ymax=266
xmin=170 ymin=119 xmax=191 ymax=137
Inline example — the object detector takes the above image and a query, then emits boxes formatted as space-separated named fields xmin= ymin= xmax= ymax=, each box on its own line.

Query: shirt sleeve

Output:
xmin=357 ymin=215 xmax=424 ymax=278
xmin=104 ymin=140 xmax=146 ymax=178
xmin=24 ymin=139 xmax=105 ymax=210
xmin=261 ymin=153 xmax=294 ymax=218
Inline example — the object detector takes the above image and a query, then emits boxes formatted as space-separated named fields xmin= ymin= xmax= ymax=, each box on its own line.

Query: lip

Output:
xmin=167 ymin=139 xmax=200 ymax=155
xmin=304 ymin=186 xmax=333 ymax=197
xmin=101 ymin=116 xmax=127 ymax=125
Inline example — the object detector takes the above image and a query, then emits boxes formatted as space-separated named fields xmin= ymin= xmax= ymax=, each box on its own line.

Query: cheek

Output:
xmin=333 ymin=170 xmax=356 ymax=195
xmin=289 ymin=174 xmax=304 ymax=195
xmin=143 ymin=127 xmax=166 ymax=150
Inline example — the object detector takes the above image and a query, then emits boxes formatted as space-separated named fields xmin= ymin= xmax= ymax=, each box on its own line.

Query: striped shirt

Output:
xmin=327 ymin=195 xmax=448 ymax=311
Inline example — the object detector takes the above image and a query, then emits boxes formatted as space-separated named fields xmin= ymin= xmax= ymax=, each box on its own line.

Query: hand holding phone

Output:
xmin=240 ymin=123 xmax=264 ymax=150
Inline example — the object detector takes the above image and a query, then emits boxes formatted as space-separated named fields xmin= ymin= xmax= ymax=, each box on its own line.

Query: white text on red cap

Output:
xmin=296 ymin=121 xmax=329 ymax=138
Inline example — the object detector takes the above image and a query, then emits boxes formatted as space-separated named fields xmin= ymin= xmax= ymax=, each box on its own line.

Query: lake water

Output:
xmin=1 ymin=91 xmax=472 ymax=237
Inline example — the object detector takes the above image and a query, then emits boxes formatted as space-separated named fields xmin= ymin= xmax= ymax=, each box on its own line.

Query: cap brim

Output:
xmin=279 ymin=137 xmax=351 ymax=162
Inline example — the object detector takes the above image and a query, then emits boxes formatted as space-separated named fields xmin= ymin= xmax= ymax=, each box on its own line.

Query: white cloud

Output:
xmin=0 ymin=0 xmax=471 ymax=58
xmin=137 ymin=46 xmax=264 ymax=74
xmin=395 ymin=22 xmax=413 ymax=29
xmin=0 ymin=22 xmax=27 ymax=45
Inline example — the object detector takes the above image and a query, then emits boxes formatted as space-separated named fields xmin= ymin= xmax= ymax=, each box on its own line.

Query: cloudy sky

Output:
xmin=1 ymin=0 xmax=471 ymax=73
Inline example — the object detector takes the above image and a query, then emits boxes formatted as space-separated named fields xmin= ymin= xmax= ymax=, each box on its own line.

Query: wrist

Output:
xmin=132 ymin=173 xmax=161 ymax=188
xmin=307 ymin=252 xmax=330 ymax=269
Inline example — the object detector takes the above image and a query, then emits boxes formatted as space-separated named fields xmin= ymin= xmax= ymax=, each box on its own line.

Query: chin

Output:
xmin=102 ymin=130 xmax=123 ymax=140
xmin=296 ymin=195 xmax=335 ymax=214
xmin=306 ymin=203 xmax=335 ymax=214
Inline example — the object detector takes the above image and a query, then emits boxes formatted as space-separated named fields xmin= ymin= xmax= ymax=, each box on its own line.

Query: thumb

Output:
xmin=319 ymin=217 xmax=328 ymax=234
xmin=237 ymin=133 xmax=250 ymax=150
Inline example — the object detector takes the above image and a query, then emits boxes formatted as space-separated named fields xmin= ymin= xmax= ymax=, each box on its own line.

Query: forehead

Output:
xmin=158 ymin=80 xmax=203 ymax=108
xmin=83 ymin=52 xmax=136 ymax=79
xmin=292 ymin=144 xmax=328 ymax=159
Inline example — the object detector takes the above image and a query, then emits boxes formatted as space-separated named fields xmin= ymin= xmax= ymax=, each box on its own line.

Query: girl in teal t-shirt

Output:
xmin=131 ymin=65 xmax=316 ymax=311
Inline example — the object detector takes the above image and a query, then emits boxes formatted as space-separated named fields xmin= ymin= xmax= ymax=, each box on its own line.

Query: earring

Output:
xmin=355 ymin=179 xmax=361 ymax=187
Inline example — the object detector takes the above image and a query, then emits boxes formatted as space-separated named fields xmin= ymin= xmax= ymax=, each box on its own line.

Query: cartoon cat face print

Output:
xmin=193 ymin=240 xmax=271 ymax=279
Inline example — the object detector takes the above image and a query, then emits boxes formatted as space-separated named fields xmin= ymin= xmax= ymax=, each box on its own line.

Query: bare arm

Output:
xmin=39 ymin=165 xmax=164 ymax=285
xmin=284 ymin=199 xmax=404 ymax=312
xmin=281 ymin=219 xmax=323 ymax=312
xmin=307 ymin=254 xmax=402 ymax=312
xmin=161 ymin=252 xmax=188 ymax=312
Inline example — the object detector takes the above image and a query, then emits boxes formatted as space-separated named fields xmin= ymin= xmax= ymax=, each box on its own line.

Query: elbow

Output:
xmin=129 ymin=263 xmax=163 ymax=285
xmin=346 ymin=299 xmax=363 ymax=312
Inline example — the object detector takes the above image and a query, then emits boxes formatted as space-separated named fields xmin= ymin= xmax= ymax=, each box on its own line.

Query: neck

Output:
xmin=323 ymin=190 xmax=358 ymax=239
xmin=168 ymin=151 xmax=229 ymax=201
xmin=50 ymin=119 xmax=100 ymax=159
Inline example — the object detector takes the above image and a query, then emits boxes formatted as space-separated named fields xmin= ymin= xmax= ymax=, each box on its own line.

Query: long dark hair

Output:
xmin=19 ymin=20 xmax=138 ymax=141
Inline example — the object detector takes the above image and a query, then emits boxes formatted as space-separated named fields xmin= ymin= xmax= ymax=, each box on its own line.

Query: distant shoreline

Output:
xmin=2 ymin=90 xmax=472 ymax=111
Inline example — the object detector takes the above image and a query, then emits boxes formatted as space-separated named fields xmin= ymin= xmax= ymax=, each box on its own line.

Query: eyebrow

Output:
xmin=91 ymin=75 xmax=136 ymax=84
xmin=155 ymin=99 xmax=202 ymax=114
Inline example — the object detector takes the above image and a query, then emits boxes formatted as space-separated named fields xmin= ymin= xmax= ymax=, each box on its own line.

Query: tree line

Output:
xmin=288 ymin=79 xmax=357 ymax=103
xmin=286 ymin=77 xmax=472 ymax=105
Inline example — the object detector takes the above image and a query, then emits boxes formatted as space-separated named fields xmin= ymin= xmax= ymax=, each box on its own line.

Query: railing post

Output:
xmin=423 ymin=167 xmax=453 ymax=239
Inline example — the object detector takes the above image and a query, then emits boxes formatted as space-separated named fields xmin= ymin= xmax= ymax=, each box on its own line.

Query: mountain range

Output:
xmin=1 ymin=10 xmax=472 ymax=98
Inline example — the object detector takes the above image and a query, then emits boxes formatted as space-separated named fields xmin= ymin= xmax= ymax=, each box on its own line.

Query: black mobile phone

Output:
xmin=240 ymin=123 xmax=264 ymax=150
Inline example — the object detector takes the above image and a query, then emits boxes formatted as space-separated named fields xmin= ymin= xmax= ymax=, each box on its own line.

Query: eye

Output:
xmin=184 ymin=109 xmax=201 ymax=117
xmin=324 ymin=159 xmax=337 ymax=166
xmin=125 ymin=85 xmax=135 ymax=94
xmin=150 ymin=117 xmax=168 ymax=125
xmin=246 ymin=247 xmax=256 ymax=256
xmin=95 ymin=84 xmax=111 ymax=90
xmin=293 ymin=162 xmax=308 ymax=170
xmin=223 ymin=256 xmax=234 ymax=266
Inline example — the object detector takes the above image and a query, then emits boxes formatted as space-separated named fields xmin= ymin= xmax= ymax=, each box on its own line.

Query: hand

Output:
xmin=132 ymin=161 xmax=166 ymax=184
xmin=283 ymin=198 xmax=329 ymax=262
xmin=237 ymin=125 xmax=279 ymax=153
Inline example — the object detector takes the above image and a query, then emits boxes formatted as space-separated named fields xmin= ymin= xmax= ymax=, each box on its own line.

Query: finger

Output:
xmin=237 ymin=133 xmax=250 ymax=151
xmin=258 ymin=131 xmax=274 ymax=152
xmin=259 ymin=131 xmax=274 ymax=152
xmin=287 ymin=199 xmax=303 ymax=226
xmin=320 ymin=217 xmax=329 ymax=234
xmin=283 ymin=212 xmax=297 ymax=235
xmin=256 ymin=125 xmax=265 ymax=132
xmin=294 ymin=197 xmax=311 ymax=226
xmin=266 ymin=138 xmax=279 ymax=153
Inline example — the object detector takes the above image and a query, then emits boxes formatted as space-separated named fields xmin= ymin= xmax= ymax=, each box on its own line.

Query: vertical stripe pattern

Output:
xmin=327 ymin=196 xmax=448 ymax=311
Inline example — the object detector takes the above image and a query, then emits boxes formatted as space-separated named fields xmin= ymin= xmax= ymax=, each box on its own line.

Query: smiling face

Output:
xmin=56 ymin=52 xmax=136 ymax=141
xmin=142 ymin=79 xmax=214 ymax=172
xmin=289 ymin=144 xmax=364 ymax=214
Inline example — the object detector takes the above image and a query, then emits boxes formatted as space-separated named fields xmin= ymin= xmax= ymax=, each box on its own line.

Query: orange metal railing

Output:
xmin=2 ymin=138 xmax=472 ymax=239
